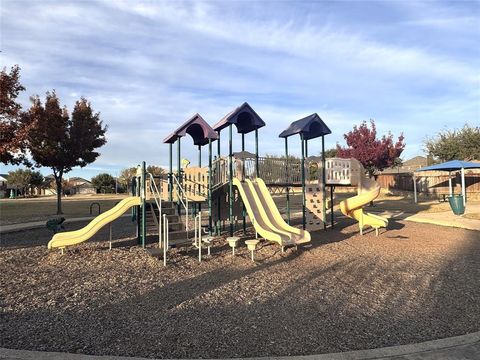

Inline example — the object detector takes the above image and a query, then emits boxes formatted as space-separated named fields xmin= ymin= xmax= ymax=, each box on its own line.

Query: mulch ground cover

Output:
xmin=1 ymin=217 xmax=479 ymax=358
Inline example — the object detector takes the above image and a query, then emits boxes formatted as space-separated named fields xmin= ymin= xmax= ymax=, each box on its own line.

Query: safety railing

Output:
xmin=193 ymin=212 xmax=203 ymax=262
xmin=324 ymin=158 xmax=357 ymax=185
xmin=162 ymin=213 xmax=169 ymax=266
xmin=147 ymin=172 xmax=163 ymax=247
xmin=240 ymin=156 xmax=303 ymax=184
xmin=211 ymin=157 xmax=229 ymax=189
xmin=183 ymin=177 xmax=208 ymax=199
xmin=172 ymin=173 xmax=189 ymax=231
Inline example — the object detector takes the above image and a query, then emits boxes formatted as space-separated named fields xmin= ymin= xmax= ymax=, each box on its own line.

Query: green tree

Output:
xmin=147 ymin=165 xmax=166 ymax=177
xmin=27 ymin=92 xmax=107 ymax=214
xmin=424 ymin=124 xmax=480 ymax=162
xmin=0 ymin=65 xmax=33 ymax=165
xmin=7 ymin=169 xmax=31 ymax=196
xmin=91 ymin=173 xmax=115 ymax=193
xmin=118 ymin=166 xmax=137 ymax=191
xmin=323 ymin=148 xmax=338 ymax=158
xmin=28 ymin=170 xmax=43 ymax=195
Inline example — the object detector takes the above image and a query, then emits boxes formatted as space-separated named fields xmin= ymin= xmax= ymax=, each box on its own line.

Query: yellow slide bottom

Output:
xmin=251 ymin=178 xmax=310 ymax=244
xmin=233 ymin=178 xmax=310 ymax=247
xmin=48 ymin=196 xmax=142 ymax=249
xmin=340 ymin=186 xmax=388 ymax=234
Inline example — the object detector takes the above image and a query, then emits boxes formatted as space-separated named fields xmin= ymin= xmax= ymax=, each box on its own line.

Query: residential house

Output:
xmin=42 ymin=175 xmax=96 ymax=195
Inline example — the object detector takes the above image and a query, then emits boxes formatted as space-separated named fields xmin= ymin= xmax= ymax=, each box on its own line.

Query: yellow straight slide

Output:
xmin=250 ymin=178 xmax=311 ymax=244
xmin=233 ymin=178 xmax=293 ymax=246
xmin=340 ymin=186 xmax=388 ymax=234
xmin=48 ymin=196 xmax=142 ymax=249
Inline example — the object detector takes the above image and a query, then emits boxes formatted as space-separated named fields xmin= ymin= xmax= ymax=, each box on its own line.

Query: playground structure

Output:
xmin=47 ymin=102 xmax=388 ymax=260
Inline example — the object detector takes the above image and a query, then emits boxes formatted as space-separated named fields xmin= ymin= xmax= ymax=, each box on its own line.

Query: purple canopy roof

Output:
xmin=163 ymin=113 xmax=218 ymax=146
xmin=212 ymin=102 xmax=266 ymax=134
xmin=278 ymin=113 xmax=331 ymax=140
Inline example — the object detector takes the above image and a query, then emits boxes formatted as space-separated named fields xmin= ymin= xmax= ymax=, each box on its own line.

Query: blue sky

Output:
xmin=1 ymin=0 xmax=479 ymax=179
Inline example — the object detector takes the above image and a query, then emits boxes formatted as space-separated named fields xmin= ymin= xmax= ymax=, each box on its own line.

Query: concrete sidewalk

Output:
xmin=0 ymin=331 xmax=479 ymax=359
xmin=374 ymin=204 xmax=480 ymax=232
xmin=404 ymin=212 xmax=480 ymax=231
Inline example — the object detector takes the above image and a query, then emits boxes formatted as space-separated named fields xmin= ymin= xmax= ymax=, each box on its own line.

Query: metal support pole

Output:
xmin=198 ymin=145 xmax=201 ymax=167
xmin=169 ymin=143 xmax=173 ymax=202
xmin=255 ymin=129 xmax=259 ymax=178
xmin=241 ymin=133 xmax=246 ymax=234
xmin=229 ymin=124 xmax=234 ymax=236
xmin=208 ymin=139 xmax=213 ymax=235
xmin=448 ymin=171 xmax=453 ymax=196
xmin=177 ymin=138 xmax=181 ymax=216
xmin=141 ymin=161 xmax=146 ymax=248
xmin=413 ymin=172 xmax=417 ymax=203
xmin=330 ymin=185 xmax=334 ymax=227
xmin=109 ymin=223 xmax=112 ymax=250
xmin=301 ymin=134 xmax=306 ymax=230
xmin=217 ymin=130 xmax=221 ymax=235
xmin=198 ymin=212 xmax=202 ymax=262
xmin=305 ymin=139 xmax=308 ymax=158
xmin=285 ymin=137 xmax=290 ymax=224
xmin=461 ymin=167 xmax=466 ymax=206
xmin=321 ymin=135 xmax=327 ymax=230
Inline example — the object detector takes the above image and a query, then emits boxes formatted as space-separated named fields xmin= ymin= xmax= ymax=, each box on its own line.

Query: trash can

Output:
xmin=448 ymin=195 xmax=465 ymax=215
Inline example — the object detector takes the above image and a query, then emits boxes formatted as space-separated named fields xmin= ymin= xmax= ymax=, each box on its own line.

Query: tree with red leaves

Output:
xmin=336 ymin=120 xmax=405 ymax=177
xmin=0 ymin=65 xmax=33 ymax=165
xmin=27 ymin=92 xmax=107 ymax=214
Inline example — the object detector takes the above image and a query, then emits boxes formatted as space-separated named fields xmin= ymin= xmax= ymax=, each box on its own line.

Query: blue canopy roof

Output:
xmin=415 ymin=160 xmax=480 ymax=172
xmin=278 ymin=113 xmax=331 ymax=140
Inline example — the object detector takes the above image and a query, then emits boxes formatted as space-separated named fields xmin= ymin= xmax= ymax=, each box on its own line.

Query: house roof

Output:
xmin=69 ymin=177 xmax=91 ymax=184
xmin=278 ymin=113 xmax=331 ymax=140
xmin=212 ymin=102 xmax=266 ymax=134
xmin=403 ymin=156 xmax=428 ymax=167
xmin=163 ymin=113 xmax=218 ymax=146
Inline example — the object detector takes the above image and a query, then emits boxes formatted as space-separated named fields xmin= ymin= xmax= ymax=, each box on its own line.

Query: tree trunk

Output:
xmin=54 ymin=171 xmax=63 ymax=215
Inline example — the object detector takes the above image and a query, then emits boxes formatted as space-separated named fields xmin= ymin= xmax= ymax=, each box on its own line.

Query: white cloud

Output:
xmin=1 ymin=0 xmax=478 ymax=177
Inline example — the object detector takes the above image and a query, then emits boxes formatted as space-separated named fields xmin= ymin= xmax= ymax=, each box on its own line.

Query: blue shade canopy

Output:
xmin=163 ymin=113 xmax=218 ymax=146
xmin=212 ymin=102 xmax=266 ymax=134
xmin=415 ymin=160 xmax=480 ymax=172
xmin=279 ymin=113 xmax=331 ymax=140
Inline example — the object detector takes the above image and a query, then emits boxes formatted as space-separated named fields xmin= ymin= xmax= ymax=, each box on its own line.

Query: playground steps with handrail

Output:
xmin=142 ymin=201 xmax=195 ymax=245
xmin=141 ymin=202 xmax=183 ymax=233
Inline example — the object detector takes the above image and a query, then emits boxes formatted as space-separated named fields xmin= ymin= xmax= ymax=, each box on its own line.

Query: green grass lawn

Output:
xmin=0 ymin=194 xmax=128 ymax=225
xmin=2 ymin=189 xmax=479 ymax=226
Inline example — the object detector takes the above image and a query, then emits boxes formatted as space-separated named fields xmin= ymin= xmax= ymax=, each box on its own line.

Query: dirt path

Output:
xmin=0 ymin=218 xmax=479 ymax=358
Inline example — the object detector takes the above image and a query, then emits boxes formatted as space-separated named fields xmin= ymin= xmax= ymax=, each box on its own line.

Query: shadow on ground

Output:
xmin=1 ymin=218 xmax=479 ymax=359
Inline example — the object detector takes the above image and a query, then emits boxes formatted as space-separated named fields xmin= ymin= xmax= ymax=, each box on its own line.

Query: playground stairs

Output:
xmin=143 ymin=201 xmax=194 ymax=244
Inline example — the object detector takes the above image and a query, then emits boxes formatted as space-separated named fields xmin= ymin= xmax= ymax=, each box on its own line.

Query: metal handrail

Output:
xmin=172 ymin=173 xmax=189 ymax=231
xmin=194 ymin=212 xmax=202 ymax=262
xmin=162 ymin=214 xmax=169 ymax=267
xmin=147 ymin=172 xmax=162 ymax=247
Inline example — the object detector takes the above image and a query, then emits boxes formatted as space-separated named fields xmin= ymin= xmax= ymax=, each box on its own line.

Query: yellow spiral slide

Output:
xmin=48 ymin=196 xmax=141 ymax=250
xmin=339 ymin=174 xmax=388 ymax=235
